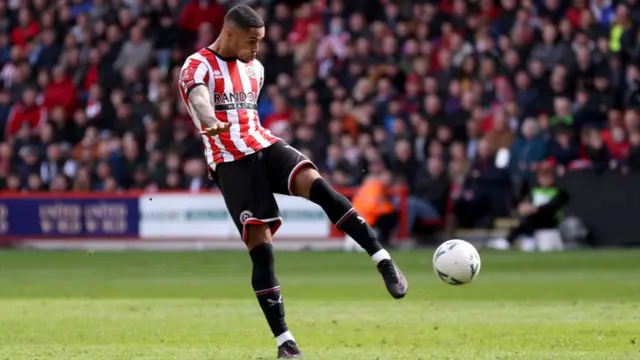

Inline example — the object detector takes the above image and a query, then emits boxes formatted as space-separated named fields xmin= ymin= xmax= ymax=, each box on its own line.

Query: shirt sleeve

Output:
xmin=179 ymin=57 xmax=209 ymax=97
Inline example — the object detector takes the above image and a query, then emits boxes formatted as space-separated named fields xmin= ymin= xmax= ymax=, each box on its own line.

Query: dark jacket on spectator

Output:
xmin=462 ymin=154 xmax=511 ymax=219
xmin=585 ymin=144 xmax=611 ymax=173
xmin=35 ymin=43 xmax=62 ymax=70
xmin=412 ymin=172 xmax=450 ymax=216
xmin=629 ymin=145 xmax=640 ymax=171
xmin=466 ymin=156 xmax=510 ymax=195
xmin=515 ymin=86 xmax=539 ymax=118
xmin=0 ymin=99 xmax=10 ymax=140
xmin=548 ymin=139 xmax=579 ymax=166
xmin=390 ymin=156 xmax=419 ymax=190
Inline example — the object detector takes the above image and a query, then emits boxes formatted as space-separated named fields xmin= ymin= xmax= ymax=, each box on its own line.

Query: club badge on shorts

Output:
xmin=239 ymin=210 xmax=253 ymax=224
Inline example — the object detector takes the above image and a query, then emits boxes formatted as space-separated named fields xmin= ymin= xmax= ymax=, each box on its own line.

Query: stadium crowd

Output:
xmin=1 ymin=0 xmax=640 ymax=231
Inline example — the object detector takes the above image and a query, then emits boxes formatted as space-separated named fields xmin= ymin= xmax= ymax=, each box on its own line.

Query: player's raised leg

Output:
xmin=244 ymin=224 xmax=303 ymax=358
xmin=292 ymin=166 xmax=408 ymax=299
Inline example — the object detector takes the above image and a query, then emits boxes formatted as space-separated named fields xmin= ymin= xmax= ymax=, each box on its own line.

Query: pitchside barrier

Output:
xmin=2 ymin=170 xmax=638 ymax=250
xmin=559 ymin=170 xmax=640 ymax=247
xmin=0 ymin=187 xmax=411 ymax=251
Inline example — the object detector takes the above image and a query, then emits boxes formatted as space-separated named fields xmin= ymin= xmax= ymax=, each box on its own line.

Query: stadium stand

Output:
xmin=1 ymin=0 xmax=640 ymax=237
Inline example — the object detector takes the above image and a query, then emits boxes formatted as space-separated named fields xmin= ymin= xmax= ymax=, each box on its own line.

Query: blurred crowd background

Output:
xmin=1 ymin=0 xmax=640 ymax=232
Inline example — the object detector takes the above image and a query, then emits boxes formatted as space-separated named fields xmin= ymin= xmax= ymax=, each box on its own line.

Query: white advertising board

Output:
xmin=139 ymin=193 xmax=330 ymax=240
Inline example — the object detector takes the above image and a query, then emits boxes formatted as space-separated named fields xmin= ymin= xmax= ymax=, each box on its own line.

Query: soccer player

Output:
xmin=178 ymin=5 xmax=408 ymax=358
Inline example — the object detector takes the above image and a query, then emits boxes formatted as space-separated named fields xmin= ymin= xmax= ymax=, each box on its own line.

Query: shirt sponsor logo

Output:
xmin=213 ymin=91 xmax=258 ymax=104
xmin=213 ymin=91 xmax=259 ymax=111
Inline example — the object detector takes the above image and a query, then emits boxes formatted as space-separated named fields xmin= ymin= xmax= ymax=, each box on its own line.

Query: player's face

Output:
xmin=234 ymin=27 xmax=265 ymax=62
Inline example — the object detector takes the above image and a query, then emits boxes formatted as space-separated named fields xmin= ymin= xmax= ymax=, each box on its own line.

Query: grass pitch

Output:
xmin=0 ymin=250 xmax=638 ymax=360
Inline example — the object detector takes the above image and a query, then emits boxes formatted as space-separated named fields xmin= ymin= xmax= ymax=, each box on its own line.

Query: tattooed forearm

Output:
xmin=187 ymin=86 xmax=217 ymax=128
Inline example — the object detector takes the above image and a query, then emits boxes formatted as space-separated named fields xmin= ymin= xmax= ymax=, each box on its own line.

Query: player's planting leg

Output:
xmin=292 ymin=167 xmax=408 ymax=299
xmin=246 ymin=225 xmax=303 ymax=358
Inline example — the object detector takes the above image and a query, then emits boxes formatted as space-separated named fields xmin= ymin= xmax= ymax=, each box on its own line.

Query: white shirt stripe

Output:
xmin=216 ymin=58 xmax=252 ymax=155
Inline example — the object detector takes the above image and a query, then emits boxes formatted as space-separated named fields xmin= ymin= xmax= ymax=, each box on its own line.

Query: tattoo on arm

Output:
xmin=187 ymin=85 xmax=217 ymax=128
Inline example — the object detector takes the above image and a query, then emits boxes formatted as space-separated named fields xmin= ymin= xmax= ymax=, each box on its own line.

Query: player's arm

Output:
xmin=187 ymin=85 xmax=231 ymax=136
xmin=179 ymin=58 xmax=230 ymax=136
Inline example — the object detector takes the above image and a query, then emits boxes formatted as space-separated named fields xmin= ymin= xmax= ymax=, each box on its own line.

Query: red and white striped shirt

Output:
xmin=178 ymin=48 xmax=278 ymax=169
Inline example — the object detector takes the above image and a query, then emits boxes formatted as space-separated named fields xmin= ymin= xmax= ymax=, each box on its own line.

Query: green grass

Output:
xmin=0 ymin=250 xmax=639 ymax=359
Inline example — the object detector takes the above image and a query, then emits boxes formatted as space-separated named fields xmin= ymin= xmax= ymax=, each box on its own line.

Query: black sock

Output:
xmin=250 ymin=243 xmax=288 ymax=338
xmin=308 ymin=178 xmax=383 ymax=256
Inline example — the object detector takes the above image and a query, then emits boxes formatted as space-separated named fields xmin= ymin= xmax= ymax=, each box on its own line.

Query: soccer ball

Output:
xmin=433 ymin=239 xmax=481 ymax=285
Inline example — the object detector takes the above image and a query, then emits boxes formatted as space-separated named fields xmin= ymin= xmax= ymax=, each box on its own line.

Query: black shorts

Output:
xmin=211 ymin=140 xmax=317 ymax=241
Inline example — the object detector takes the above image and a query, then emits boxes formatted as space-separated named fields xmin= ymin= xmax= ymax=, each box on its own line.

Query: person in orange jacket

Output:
xmin=352 ymin=168 xmax=398 ymax=245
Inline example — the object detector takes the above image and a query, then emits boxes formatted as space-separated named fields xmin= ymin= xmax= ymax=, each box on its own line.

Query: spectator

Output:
xmin=548 ymin=128 xmax=580 ymax=168
xmin=352 ymin=168 xmax=397 ymax=246
xmin=262 ymin=95 xmax=291 ymax=138
xmin=0 ymin=141 xmax=12 ymax=178
xmin=484 ymin=109 xmax=515 ymax=150
xmin=550 ymin=97 xmax=574 ymax=133
xmin=40 ymin=143 xmax=75 ymax=186
xmin=154 ymin=12 xmax=180 ymax=70
xmin=5 ymin=88 xmax=45 ymax=137
xmin=589 ymin=70 xmax=616 ymax=123
xmin=530 ymin=23 xmax=573 ymax=71
xmin=4 ymin=172 xmax=22 ymax=192
xmin=591 ymin=0 xmax=615 ymax=26
xmin=43 ymin=66 xmax=77 ymax=113
xmin=455 ymin=139 xmax=510 ymax=227
xmin=584 ymin=127 xmax=611 ymax=172
xmin=17 ymin=146 xmax=41 ymax=183
xmin=609 ymin=3 xmax=634 ymax=53
xmin=624 ymin=64 xmax=640 ymax=109
xmin=389 ymin=139 xmax=418 ymax=189
xmin=184 ymin=159 xmax=207 ymax=192
xmin=604 ymin=125 xmax=630 ymax=160
xmin=130 ymin=164 xmax=151 ymax=191
xmin=510 ymin=118 xmax=548 ymax=185
xmin=178 ymin=0 xmax=225 ymax=36
xmin=11 ymin=9 xmax=39 ymax=49
xmin=113 ymin=26 xmax=153 ymax=71
xmin=407 ymin=157 xmax=450 ymax=233
xmin=49 ymin=172 xmax=69 ymax=192
xmin=488 ymin=166 xmax=570 ymax=250
xmin=26 ymin=172 xmax=44 ymax=191
xmin=34 ymin=29 xmax=61 ymax=70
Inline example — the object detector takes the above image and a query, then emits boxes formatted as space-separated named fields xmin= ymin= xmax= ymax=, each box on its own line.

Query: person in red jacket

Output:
xmin=178 ymin=0 xmax=225 ymax=35
xmin=43 ymin=66 xmax=77 ymax=114
xmin=11 ymin=8 xmax=40 ymax=49
xmin=287 ymin=2 xmax=321 ymax=44
xmin=5 ymin=88 xmax=46 ymax=136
